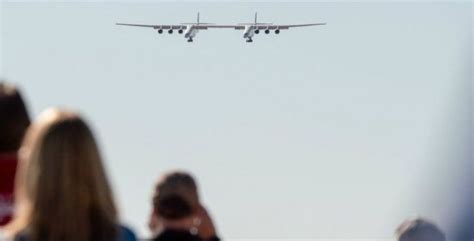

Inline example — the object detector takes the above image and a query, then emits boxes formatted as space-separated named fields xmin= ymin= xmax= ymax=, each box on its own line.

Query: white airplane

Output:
xmin=233 ymin=12 xmax=326 ymax=42
xmin=116 ymin=12 xmax=326 ymax=43
xmin=117 ymin=13 xmax=216 ymax=42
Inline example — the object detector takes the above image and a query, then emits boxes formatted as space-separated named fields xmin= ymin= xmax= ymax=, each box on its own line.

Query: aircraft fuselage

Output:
xmin=243 ymin=25 xmax=255 ymax=39
xmin=184 ymin=25 xmax=198 ymax=39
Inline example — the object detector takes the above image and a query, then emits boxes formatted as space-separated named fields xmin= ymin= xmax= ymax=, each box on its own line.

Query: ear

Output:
xmin=148 ymin=208 xmax=159 ymax=231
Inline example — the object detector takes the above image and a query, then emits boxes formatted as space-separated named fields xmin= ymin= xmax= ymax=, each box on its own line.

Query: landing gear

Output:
xmin=246 ymin=37 xmax=253 ymax=43
xmin=187 ymin=38 xmax=193 ymax=42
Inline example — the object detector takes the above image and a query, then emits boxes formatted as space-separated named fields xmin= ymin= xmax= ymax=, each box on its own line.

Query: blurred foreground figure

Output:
xmin=396 ymin=218 xmax=446 ymax=241
xmin=149 ymin=171 xmax=220 ymax=241
xmin=0 ymin=82 xmax=30 ymax=226
xmin=7 ymin=109 xmax=137 ymax=241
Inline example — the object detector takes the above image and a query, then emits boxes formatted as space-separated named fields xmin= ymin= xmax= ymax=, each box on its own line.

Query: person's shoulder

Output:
xmin=119 ymin=225 xmax=137 ymax=241
xmin=155 ymin=229 xmax=203 ymax=241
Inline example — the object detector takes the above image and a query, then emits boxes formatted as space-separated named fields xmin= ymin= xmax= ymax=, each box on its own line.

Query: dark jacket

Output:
xmin=0 ymin=153 xmax=17 ymax=226
xmin=153 ymin=229 xmax=220 ymax=241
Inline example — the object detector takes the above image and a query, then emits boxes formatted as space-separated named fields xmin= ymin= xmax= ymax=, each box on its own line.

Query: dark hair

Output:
xmin=0 ymin=82 xmax=30 ymax=152
xmin=152 ymin=171 xmax=199 ymax=220
xmin=396 ymin=218 xmax=446 ymax=241
xmin=155 ymin=194 xmax=193 ymax=220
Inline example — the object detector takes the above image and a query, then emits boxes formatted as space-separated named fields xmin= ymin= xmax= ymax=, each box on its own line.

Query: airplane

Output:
xmin=233 ymin=12 xmax=326 ymax=42
xmin=116 ymin=12 xmax=216 ymax=42
xmin=116 ymin=12 xmax=326 ymax=43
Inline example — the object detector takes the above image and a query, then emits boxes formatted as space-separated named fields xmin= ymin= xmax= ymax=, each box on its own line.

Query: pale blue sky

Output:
xmin=1 ymin=1 xmax=472 ymax=240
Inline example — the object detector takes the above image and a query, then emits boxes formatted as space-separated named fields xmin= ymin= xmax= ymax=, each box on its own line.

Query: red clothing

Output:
xmin=0 ymin=153 xmax=17 ymax=226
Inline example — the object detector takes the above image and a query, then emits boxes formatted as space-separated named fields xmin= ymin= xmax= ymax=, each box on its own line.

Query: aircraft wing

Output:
xmin=205 ymin=24 xmax=245 ymax=30
xmin=213 ymin=23 xmax=326 ymax=30
xmin=116 ymin=23 xmax=326 ymax=30
xmin=116 ymin=23 xmax=220 ymax=30
xmin=254 ymin=23 xmax=326 ymax=30
xmin=116 ymin=23 xmax=189 ymax=29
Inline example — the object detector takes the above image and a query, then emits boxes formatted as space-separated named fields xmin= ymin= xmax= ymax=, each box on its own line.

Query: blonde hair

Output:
xmin=10 ymin=108 xmax=118 ymax=241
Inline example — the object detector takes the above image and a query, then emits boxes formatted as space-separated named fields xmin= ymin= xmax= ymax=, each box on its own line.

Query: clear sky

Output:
xmin=1 ymin=1 xmax=472 ymax=240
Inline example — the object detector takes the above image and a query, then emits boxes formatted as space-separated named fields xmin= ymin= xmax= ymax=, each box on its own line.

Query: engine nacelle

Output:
xmin=157 ymin=29 xmax=163 ymax=34
xmin=264 ymin=29 xmax=270 ymax=34
xmin=275 ymin=29 xmax=280 ymax=34
xmin=168 ymin=29 xmax=173 ymax=34
xmin=178 ymin=29 xmax=184 ymax=34
xmin=254 ymin=29 xmax=260 ymax=34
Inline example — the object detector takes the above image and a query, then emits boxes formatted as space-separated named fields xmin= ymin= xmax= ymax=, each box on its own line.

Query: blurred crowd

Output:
xmin=0 ymin=81 xmax=454 ymax=241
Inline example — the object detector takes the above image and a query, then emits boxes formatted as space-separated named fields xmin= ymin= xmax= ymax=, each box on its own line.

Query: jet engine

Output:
xmin=168 ymin=29 xmax=173 ymax=34
xmin=157 ymin=29 xmax=163 ymax=34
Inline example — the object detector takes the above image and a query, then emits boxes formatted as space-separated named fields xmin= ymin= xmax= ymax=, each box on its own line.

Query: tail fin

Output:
xmin=254 ymin=12 xmax=258 ymax=24
xmin=197 ymin=12 xmax=200 ymax=24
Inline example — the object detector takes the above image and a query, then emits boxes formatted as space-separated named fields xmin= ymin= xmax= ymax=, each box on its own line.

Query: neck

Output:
xmin=159 ymin=216 xmax=195 ymax=232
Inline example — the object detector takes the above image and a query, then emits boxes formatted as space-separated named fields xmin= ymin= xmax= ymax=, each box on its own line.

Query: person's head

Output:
xmin=0 ymin=82 xmax=30 ymax=153
xmin=149 ymin=171 xmax=200 ymax=233
xmin=149 ymin=171 xmax=218 ymax=240
xmin=396 ymin=218 xmax=446 ymax=241
xmin=12 ymin=108 xmax=117 ymax=241
xmin=153 ymin=171 xmax=200 ymax=220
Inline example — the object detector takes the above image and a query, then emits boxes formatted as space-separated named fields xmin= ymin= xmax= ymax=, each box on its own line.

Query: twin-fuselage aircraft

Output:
xmin=116 ymin=13 xmax=326 ymax=42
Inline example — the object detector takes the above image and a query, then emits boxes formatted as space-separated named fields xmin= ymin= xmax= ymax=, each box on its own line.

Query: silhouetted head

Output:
xmin=152 ymin=171 xmax=199 ymax=220
xmin=0 ymin=82 xmax=30 ymax=153
xmin=13 ymin=108 xmax=117 ymax=241
xmin=396 ymin=218 xmax=446 ymax=241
